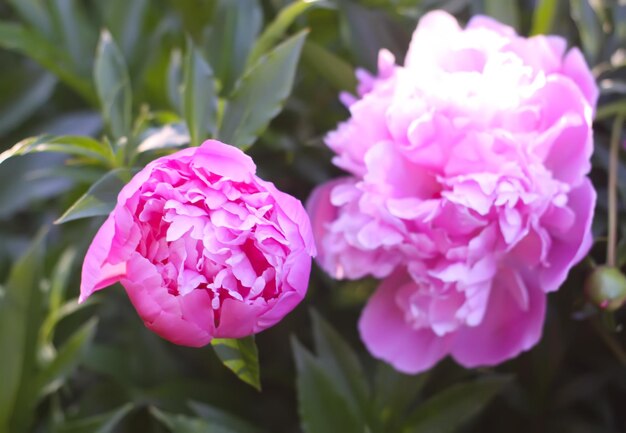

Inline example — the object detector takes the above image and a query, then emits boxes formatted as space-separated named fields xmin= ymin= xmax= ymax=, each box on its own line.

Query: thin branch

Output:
xmin=607 ymin=113 xmax=624 ymax=267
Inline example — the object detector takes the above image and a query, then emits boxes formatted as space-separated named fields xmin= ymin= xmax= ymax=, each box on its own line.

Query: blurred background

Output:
xmin=0 ymin=0 xmax=625 ymax=432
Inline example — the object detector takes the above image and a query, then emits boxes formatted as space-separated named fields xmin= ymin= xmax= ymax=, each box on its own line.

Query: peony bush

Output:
xmin=0 ymin=2 xmax=624 ymax=432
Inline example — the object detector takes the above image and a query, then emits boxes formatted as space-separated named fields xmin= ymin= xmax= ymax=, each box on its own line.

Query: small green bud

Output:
xmin=585 ymin=266 xmax=626 ymax=311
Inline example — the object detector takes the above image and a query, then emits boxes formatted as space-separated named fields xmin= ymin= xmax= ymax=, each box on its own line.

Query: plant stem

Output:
xmin=590 ymin=318 xmax=626 ymax=367
xmin=607 ymin=114 xmax=624 ymax=267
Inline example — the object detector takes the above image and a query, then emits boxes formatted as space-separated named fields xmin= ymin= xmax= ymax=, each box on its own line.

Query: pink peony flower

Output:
xmin=81 ymin=140 xmax=316 ymax=346
xmin=308 ymin=11 xmax=597 ymax=373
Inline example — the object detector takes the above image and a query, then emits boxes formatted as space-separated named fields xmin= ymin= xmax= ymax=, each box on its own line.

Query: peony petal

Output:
xmin=80 ymin=215 xmax=127 ymax=302
xmin=540 ymin=179 xmax=595 ymax=292
xmin=451 ymin=268 xmax=546 ymax=367
xmin=359 ymin=271 xmax=450 ymax=374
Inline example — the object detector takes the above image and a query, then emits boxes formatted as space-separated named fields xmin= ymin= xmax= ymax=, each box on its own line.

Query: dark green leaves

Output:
xmin=310 ymin=311 xmax=369 ymax=416
xmin=94 ymin=30 xmax=132 ymax=142
xmin=570 ymin=0 xmax=603 ymax=63
xmin=292 ymin=338 xmax=366 ymax=433
xmin=0 ymin=233 xmax=45 ymax=431
xmin=401 ymin=376 xmax=512 ymax=433
xmin=302 ymin=41 xmax=357 ymax=93
xmin=218 ymin=31 xmax=307 ymax=148
xmin=211 ymin=337 xmax=261 ymax=391
xmin=206 ymin=0 xmax=263 ymax=95
xmin=0 ymin=21 xmax=94 ymax=102
xmin=152 ymin=408 xmax=233 ymax=433
xmin=55 ymin=168 xmax=132 ymax=224
xmin=33 ymin=318 xmax=98 ymax=398
xmin=247 ymin=0 xmax=328 ymax=68
xmin=483 ymin=0 xmax=520 ymax=28
xmin=182 ymin=39 xmax=218 ymax=147
xmin=531 ymin=0 xmax=559 ymax=35
xmin=293 ymin=312 xmax=510 ymax=433
xmin=189 ymin=402 xmax=260 ymax=433
xmin=56 ymin=404 xmax=134 ymax=433
xmin=0 ymin=135 xmax=115 ymax=168
xmin=292 ymin=312 xmax=370 ymax=433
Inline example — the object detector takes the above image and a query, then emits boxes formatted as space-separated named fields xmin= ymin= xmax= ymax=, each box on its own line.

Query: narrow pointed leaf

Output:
xmin=0 ymin=22 xmax=94 ymax=102
xmin=531 ymin=0 xmax=559 ymax=35
xmin=32 ymin=318 xmax=98 ymax=398
xmin=49 ymin=0 xmax=96 ymax=74
xmin=182 ymin=40 xmax=218 ymax=146
xmin=218 ymin=31 xmax=307 ymax=148
xmin=0 ymin=232 xmax=45 ymax=430
xmin=211 ymin=336 xmax=261 ymax=390
xmin=401 ymin=375 xmax=512 ymax=433
xmin=246 ymin=0 xmax=329 ymax=68
xmin=168 ymin=49 xmax=184 ymax=114
xmin=6 ymin=0 xmax=52 ymax=36
xmin=302 ymin=41 xmax=357 ymax=93
xmin=207 ymin=0 xmax=263 ymax=94
xmin=151 ymin=408 xmax=235 ymax=433
xmin=189 ymin=401 xmax=260 ymax=433
xmin=570 ymin=0 xmax=603 ymax=63
xmin=0 ymin=135 xmax=114 ymax=167
xmin=56 ymin=403 xmax=134 ymax=433
xmin=55 ymin=168 xmax=132 ymax=224
xmin=310 ymin=311 xmax=369 ymax=417
xmin=374 ymin=363 xmax=429 ymax=432
xmin=94 ymin=30 xmax=132 ymax=141
xmin=0 ymin=72 xmax=57 ymax=136
xmin=292 ymin=338 xmax=365 ymax=433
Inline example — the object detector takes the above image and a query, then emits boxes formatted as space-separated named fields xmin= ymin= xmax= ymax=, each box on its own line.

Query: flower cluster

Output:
xmin=308 ymin=11 xmax=598 ymax=373
xmin=81 ymin=140 xmax=315 ymax=346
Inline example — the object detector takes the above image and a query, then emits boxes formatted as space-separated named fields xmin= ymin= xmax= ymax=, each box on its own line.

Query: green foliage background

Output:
xmin=0 ymin=0 xmax=625 ymax=432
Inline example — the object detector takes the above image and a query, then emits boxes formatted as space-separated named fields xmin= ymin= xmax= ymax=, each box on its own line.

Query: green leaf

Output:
xmin=151 ymin=408 xmax=235 ymax=433
xmin=55 ymin=168 xmax=132 ymax=224
xmin=206 ymin=0 xmax=263 ymax=94
xmin=137 ymin=123 xmax=190 ymax=154
xmin=211 ymin=336 xmax=261 ymax=391
xmin=39 ymin=249 xmax=84 ymax=349
xmin=0 ymin=71 xmax=57 ymax=136
xmin=56 ymin=403 xmax=134 ymax=433
xmin=0 ymin=21 xmax=95 ymax=102
xmin=182 ymin=39 xmax=218 ymax=147
xmin=32 ymin=318 xmax=98 ymax=398
xmin=302 ymin=41 xmax=357 ymax=93
xmin=570 ymin=0 xmax=603 ymax=63
xmin=401 ymin=375 xmax=512 ymax=433
xmin=189 ymin=401 xmax=260 ymax=433
xmin=218 ymin=31 xmax=307 ymax=148
xmin=6 ymin=0 xmax=53 ymax=37
xmin=246 ymin=0 xmax=329 ymax=68
xmin=100 ymin=0 xmax=149 ymax=61
xmin=484 ymin=0 xmax=520 ymax=28
xmin=338 ymin=0 xmax=404 ymax=72
xmin=0 ymin=135 xmax=115 ymax=167
xmin=47 ymin=249 xmax=77 ymax=318
xmin=373 ymin=363 xmax=429 ymax=432
xmin=167 ymin=48 xmax=184 ymax=114
xmin=0 ymin=232 xmax=46 ymax=431
xmin=0 ymin=153 xmax=72 ymax=219
xmin=310 ymin=311 xmax=369 ymax=418
xmin=292 ymin=338 xmax=365 ymax=433
xmin=615 ymin=2 xmax=626 ymax=44
xmin=49 ymin=0 xmax=97 ymax=74
xmin=531 ymin=0 xmax=559 ymax=35
xmin=94 ymin=29 xmax=133 ymax=141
